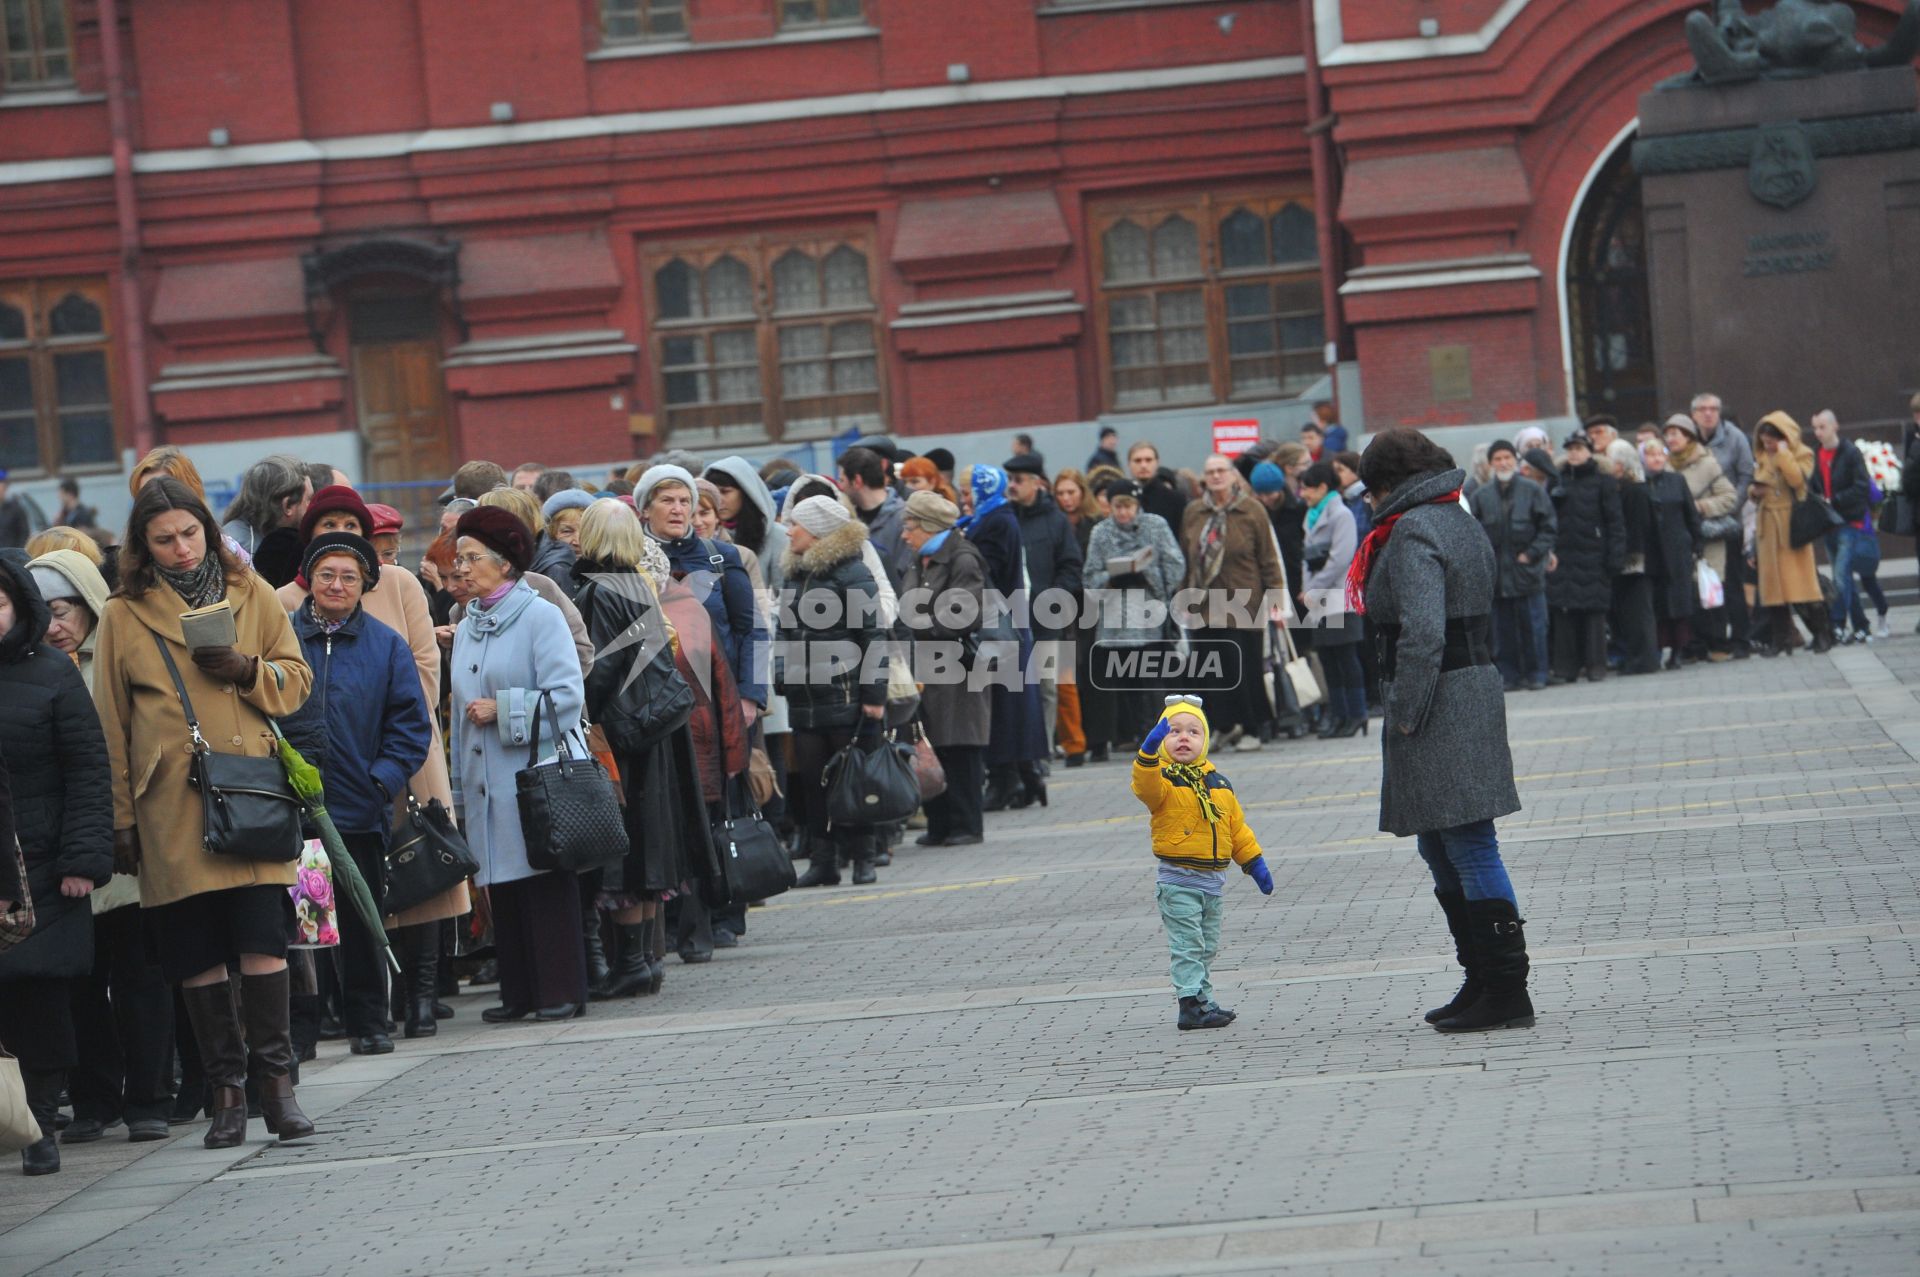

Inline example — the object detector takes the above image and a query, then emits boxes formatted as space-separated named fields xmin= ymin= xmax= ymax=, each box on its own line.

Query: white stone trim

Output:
xmin=896 ymin=290 xmax=1076 ymax=317
xmin=890 ymin=302 xmax=1083 ymax=330
xmin=441 ymin=331 xmax=637 ymax=368
xmin=0 ymin=88 xmax=106 ymax=109
xmin=1556 ymin=118 xmax=1640 ymax=416
xmin=1314 ymin=0 xmax=1533 ymax=67
xmin=586 ymin=25 xmax=878 ymax=60
xmin=0 ymin=56 xmax=1305 ymax=187
xmin=151 ymin=354 xmax=345 ymax=393
xmin=1338 ymin=257 xmax=1541 ymax=296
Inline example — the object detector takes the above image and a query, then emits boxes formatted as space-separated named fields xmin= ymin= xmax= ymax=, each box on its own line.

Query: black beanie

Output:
xmin=301 ymin=531 xmax=379 ymax=592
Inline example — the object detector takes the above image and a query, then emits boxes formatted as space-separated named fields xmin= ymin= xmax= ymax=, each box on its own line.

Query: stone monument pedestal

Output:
xmin=1633 ymin=65 xmax=1920 ymax=426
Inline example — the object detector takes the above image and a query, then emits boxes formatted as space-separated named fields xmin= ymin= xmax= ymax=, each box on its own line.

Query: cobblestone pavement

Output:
xmin=6 ymin=617 xmax=1920 ymax=1276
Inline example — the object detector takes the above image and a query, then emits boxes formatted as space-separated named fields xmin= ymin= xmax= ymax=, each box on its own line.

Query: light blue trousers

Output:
xmin=1156 ymin=884 xmax=1222 ymax=1003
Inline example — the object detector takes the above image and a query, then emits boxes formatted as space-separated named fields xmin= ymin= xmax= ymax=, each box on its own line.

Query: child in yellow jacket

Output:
xmin=1132 ymin=695 xmax=1273 ymax=1030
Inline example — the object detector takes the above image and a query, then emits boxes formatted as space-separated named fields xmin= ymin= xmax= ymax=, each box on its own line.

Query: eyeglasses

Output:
xmin=451 ymin=552 xmax=495 ymax=568
xmin=312 ymin=570 xmax=363 ymax=588
xmin=1163 ymin=694 xmax=1203 ymax=709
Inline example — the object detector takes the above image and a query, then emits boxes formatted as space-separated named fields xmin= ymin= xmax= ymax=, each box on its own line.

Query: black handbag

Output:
xmin=1788 ymin=487 xmax=1844 ymax=548
xmin=821 ymin=730 xmax=921 ymax=828
xmin=151 ymin=632 xmax=302 ymax=863
xmin=385 ymin=795 xmax=478 ymax=916
xmin=710 ymin=778 xmax=794 ymax=903
xmin=516 ymin=691 xmax=629 ymax=874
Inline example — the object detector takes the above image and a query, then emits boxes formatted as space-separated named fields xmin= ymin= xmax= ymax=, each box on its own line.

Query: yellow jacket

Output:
xmin=1130 ymin=701 xmax=1264 ymax=873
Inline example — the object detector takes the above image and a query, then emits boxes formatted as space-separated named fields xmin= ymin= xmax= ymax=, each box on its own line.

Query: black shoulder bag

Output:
xmin=709 ymin=775 xmax=794 ymax=904
xmin=385 ymin=794 xmax=479 ymax=916
xmin=516 ymin=690 xmax=629 ymax=874
xmin=150 ymin=631 xmax=303 ymax=863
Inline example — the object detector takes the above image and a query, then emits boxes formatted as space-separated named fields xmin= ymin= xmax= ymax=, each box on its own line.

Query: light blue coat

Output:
xmin=449 ymin=580 xmax=586 ymax=886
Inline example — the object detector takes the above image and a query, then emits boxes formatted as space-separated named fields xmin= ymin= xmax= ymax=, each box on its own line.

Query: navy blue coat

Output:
xmin=655 ymin=533 xmax=769 ymax=707
xmin=281 ymin=603 xmax=432 ymax=835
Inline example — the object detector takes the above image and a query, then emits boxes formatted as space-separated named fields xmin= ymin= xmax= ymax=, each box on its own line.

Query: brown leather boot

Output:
xmin=181 ymin=979 xmax=250 ymax=1150
xmin=242 ymin=969 xmax=315 ymax=1141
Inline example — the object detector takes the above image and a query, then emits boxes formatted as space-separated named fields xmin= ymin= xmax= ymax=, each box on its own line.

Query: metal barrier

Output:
xmin=359 ymin=479 xmax=448 ymax=568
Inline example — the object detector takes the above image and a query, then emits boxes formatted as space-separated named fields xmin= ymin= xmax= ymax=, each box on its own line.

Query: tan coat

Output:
xmin=1669 ymin=440 xmax=1737 ymax=576
xmin=279 ymin=565 xmax=467 ymax=925
xmin=1179 ymin=489 xmax=1286 ymax=629
xmin=93 ymin=571 xmax=314 ymax=910
xmin=1750 ymin=411 xmax=1821 ymax=606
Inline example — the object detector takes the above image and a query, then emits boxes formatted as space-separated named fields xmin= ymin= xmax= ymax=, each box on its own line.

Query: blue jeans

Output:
xmin=1837 ymin=528 xmax=1889 ymax=630
xmin=1156 ymin=884 xmax=1222 ymax=1003
xmin=1825 ymin=527 xmax=1862 ymax=629
xmin=1527 ymin=593 xmax=1550 ymax=685
xmin=1415 ymin=819 xmax=1518 ymax=905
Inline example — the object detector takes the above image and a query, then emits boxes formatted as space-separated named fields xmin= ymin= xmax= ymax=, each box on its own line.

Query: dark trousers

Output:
xmin=793 ymin=726 xmax=872 ymax=863
xmin=1196 ymin=626 xmax=1271 ymax=738
xmin=1493 ymin=595 xmax=1543 ymax=686
xmin=1610 ymin=575 xmax=1660 ymax=675
xmin=490 ymin=870 xmax=588 ymax=1011
xmin=335 ymin=829 xmax=391 ymax=1037
xmin=0 ymin=977 xmax=75 ymax=1072
xmin=1550 ymin=608 xmax=1608 ymax=681
xmin=1318 ymin=641 xmax=1367 ymax=721
xmin=924 ymin=744 xmax=985 ymax=842
xmin=1721 ymin=539 xmax=1752 ymax=649
xmin=68 ymin=905 xmax=176 ymax=1124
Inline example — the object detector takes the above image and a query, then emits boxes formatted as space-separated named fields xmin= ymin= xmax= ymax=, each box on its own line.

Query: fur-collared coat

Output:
xmin=1751 ymin=411 xmax=1822 ymax=606
xmin=775 ymin=519 xmax=886 ymax=733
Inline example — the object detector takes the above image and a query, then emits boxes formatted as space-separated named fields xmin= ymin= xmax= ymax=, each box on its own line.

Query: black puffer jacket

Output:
xmin=1546 ymin=461 xmax=1625 ymax=612
xmin=0 ymin=559 xmax=114 ymax=982
xmin=1013 ymin=490 xmax=1084 ymax=641
xmin=775 ymin=519 xmax=886 ymax=732
xmin=1644 ymin=470 xmax=1704 ymax=619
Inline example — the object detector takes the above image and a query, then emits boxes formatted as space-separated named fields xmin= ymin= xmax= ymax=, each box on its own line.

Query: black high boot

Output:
xmin=648 ymin=912 xmax=667 ymax=995
xmin=403 ymin=925 xmax=439 ymax=1039
xmin=850 ymin=834 xmax=878 ymax=886
xmin=19 ymin=1068 xmax=61 ymax=1175
xmin=582 ymin=905 xmax=610 ymax=990
xmin=982 ymin=767 xmax=1019 ymax=813
xmin=675 ymin=899 xmax=714 ymax=964
xmin=1424 ymin=890 xmax=1479 ymax=1024
xmin=794 ymin=835 xmax=841 ymax=888
xmin=1434 ymin=899 xmax=1535 ymax=1033
xmin=593 ymin=924 xmax=656 ymax=999
xmin=242 ymin=970 xmax=315 ymax=1141
xmin=181 ymin=979 xmax=250 ymax=1149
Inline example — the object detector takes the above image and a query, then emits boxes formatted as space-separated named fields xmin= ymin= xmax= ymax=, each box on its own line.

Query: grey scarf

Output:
xmin=157 ymin=557 xmax=227 ymax=610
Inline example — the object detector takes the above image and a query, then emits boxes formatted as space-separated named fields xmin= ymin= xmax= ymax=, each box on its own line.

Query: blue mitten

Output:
xmin=1138 ymin=718 xmax=1171 ymax=758
xmin=1246 ymin=856 xmax=1274 ymax=896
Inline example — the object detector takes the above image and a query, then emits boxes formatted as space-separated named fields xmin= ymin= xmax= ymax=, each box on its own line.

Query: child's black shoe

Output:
xmin=1178 ymin=996 xmax=1235 ymax=1030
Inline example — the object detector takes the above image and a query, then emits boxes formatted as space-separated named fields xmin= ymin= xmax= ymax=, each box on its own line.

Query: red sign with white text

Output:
xmin=1211 ymin=419 xmax=1261 ymax=457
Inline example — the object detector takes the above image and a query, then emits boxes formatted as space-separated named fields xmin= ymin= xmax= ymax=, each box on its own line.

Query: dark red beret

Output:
xmin=454 ymin=506 xmax=533 ymax=575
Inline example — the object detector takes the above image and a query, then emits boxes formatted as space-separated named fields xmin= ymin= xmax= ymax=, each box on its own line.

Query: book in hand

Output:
xmin=179 ymin=600 xmax=238 ymax=650
xmin=1105 ymin=546 xmax=1154 ymax=577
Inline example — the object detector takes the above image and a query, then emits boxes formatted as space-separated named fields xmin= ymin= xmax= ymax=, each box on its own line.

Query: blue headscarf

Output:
xmin=958 ymin=464 xmax=1008 ymax=532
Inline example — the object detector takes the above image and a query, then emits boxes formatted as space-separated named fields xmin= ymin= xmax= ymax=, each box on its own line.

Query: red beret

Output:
xmin=367 ymin=503 xmax=403 ymax=536
xmin=299 ymin=485 xmax=374 ymax=545
xmin=454 ymin=506 xmax=533 ymax=574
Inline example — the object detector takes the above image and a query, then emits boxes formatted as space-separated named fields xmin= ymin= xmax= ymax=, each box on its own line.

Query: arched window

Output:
xmin=1566 ymin=141 xmax=1655 ymax=425
xmin=1095 ymin=192 xmax=1325 ymax=409
xmin=647 ymin=233 xmax=884 ymax=447
xmin=0 ymin=278 xmax=116 ymax=473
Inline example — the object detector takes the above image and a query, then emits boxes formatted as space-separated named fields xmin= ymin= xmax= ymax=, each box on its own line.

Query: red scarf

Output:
xmin=1345 ymin=488 xmax=1461 ymax=616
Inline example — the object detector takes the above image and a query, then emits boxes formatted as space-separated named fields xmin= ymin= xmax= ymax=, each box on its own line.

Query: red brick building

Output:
xmin=0 ymin=1 xmax=1911 ymax=520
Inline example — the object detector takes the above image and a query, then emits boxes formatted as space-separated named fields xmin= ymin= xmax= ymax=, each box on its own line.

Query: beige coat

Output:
xmin=93 ymin=571 xmax=314 ymax=910
xmin=280 ymin=565 xmax=467 ymax=925
xmin=1669 ymin=440 xmax=1737 ymax=576
xmin=1179 ymin=489 xmax=1286 ymax=629
xmin=1750 ymin=411 xmax=1821 ymax=606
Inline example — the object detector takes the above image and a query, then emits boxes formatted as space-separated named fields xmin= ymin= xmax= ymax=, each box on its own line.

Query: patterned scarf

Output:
xmin=1162 ymin=762 xmax=1222 ymax=826
xmin=157 ymin=557 xmax=227 ymax=610
xmin=1197 ymin=492 xmax=1232 ymax=588
xmin=1344 ymin=487 xmax=1461 ymax=616
xmin=957 ymin=464 xmax=1008 ymax=532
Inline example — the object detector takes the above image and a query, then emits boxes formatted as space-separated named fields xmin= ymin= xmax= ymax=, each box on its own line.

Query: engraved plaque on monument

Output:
xmin=1633 ymin=1 xmax=1920 ymax=428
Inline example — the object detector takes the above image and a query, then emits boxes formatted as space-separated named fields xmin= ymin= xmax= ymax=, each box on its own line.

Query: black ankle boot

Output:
xmin=794 ymin=839 xmax=841 ymax=888
xmin=1017 ymin=763 xmax=1048 ymax=809
xmin=592 ymin=924 xmax=655 ymax=999
xmin=850 ymin=836 xmax=877 ymax=886
xmin=982 ymin=769 xmax=1019 ymax=813
xmin=675 ymin=900 xmax=714 ymax=964
xmin=19 ymin=1069 xmax=62 ymax=1175
xmin=1424 ymin=890 xmax=1478 ymax=1024
xmin=1176 ymin=996 xmax=1233 ymax=1030
xmin=1434 ymin=899 xmax=1535 ymax=1033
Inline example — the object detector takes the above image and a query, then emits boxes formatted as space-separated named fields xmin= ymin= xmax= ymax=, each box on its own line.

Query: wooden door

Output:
xmin=349 ymin=293 xmax=449 ymax=483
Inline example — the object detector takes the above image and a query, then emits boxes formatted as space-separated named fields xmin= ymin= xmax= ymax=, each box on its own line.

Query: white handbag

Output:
xmin=0 ymin=1047 xmax=43 ymax=1152
xmin=1273 ymin=622 xmax=1324 ymax=711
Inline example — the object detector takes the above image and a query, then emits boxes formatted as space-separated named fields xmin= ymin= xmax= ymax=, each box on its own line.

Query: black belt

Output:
xmin=1374 ymin=615 xmax=1493 ymax=683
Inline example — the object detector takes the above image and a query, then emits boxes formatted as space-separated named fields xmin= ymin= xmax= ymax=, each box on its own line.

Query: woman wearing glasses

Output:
xmin=1350 ymin=430 xmax=1535 ymax=1034
xmin=447 ymin=508 xmax=590 ymax=1022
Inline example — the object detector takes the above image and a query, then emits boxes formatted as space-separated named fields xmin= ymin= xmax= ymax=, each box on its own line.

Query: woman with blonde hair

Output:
xmin=25 ymin=526 xmax=104 ymax=566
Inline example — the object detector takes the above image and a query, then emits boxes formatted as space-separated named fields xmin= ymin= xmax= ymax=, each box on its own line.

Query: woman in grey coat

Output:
xmin=900 ymin=492 xmax=991 ymax=847
xmin=1353 ymin=429 xmax=1534 ymax=1035
xmin=1082 ymin=479 xmax=1185 ymax=754
xmin=448 ymin=507 xmax=589 ymax=1024
xmin=1297 ymin=461 xmax=1366 ymax=738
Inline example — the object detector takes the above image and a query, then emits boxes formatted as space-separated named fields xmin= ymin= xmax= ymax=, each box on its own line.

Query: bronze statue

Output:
xmin=1685 ymin=0 xmax=1920 ymax=83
